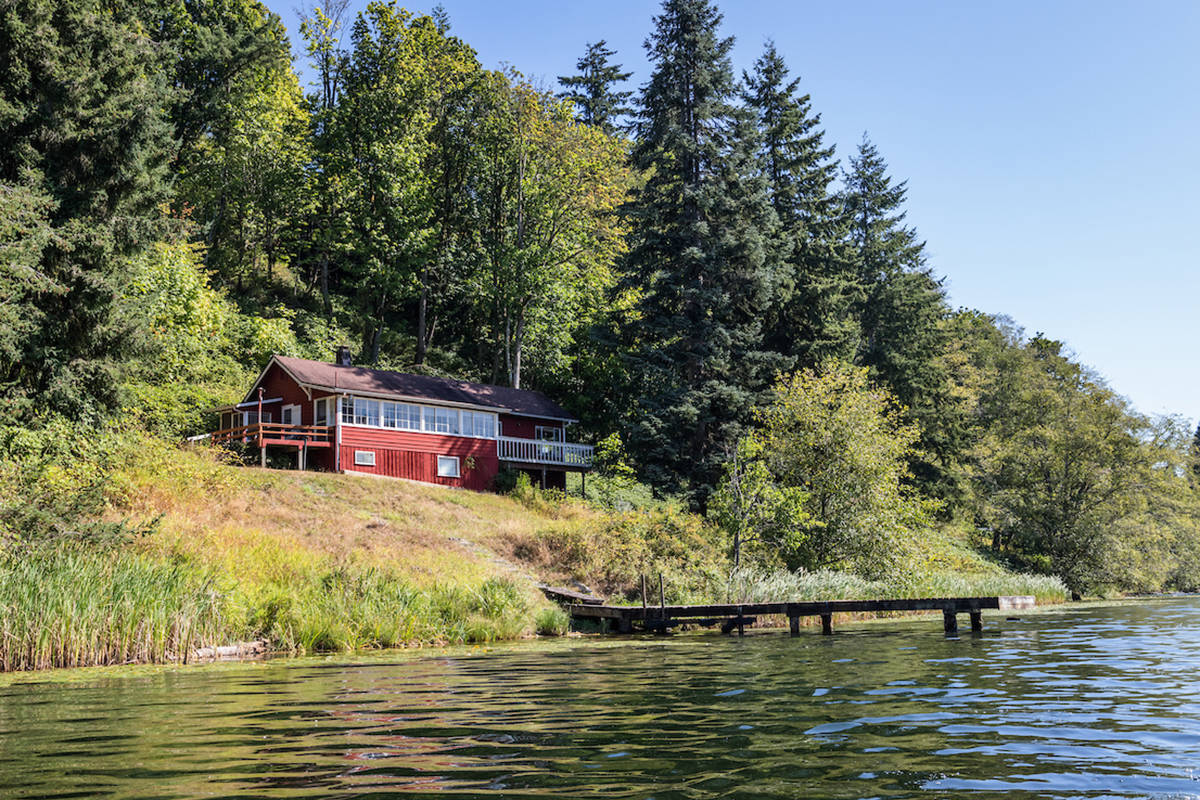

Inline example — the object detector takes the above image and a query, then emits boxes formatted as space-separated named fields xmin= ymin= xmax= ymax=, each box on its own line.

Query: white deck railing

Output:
xmin=498 ymin=436 xmax=594 ymax=467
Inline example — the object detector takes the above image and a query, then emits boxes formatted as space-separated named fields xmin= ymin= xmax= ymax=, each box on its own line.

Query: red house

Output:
xmin=207 ymin=349 xmax=592 ymax=491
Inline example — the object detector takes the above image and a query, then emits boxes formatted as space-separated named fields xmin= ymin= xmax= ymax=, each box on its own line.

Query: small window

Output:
xmin=536 ymin=425 xmax=564 ymax=442
xmin=354 ymin=450 xmax=376 ymax=466
xmin=281 ymin=404 xmax=301 ymax=426
xmin=437 ymin=455 xmax=460 ymax=478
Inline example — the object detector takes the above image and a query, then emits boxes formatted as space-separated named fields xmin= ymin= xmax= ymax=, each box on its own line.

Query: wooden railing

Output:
xmin=209 ymin=422 xmax=334 ymax=447
xmin=498 ymin=436 xmax=594 ymax=467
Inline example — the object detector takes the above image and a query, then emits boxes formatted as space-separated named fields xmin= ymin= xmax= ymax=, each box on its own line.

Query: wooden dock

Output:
xmin=567 ymin=595 xmax=1036 ymax=636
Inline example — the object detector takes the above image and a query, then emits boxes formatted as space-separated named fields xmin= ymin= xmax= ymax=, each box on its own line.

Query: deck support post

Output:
xmin=943 ymin=609 xmax=959 ymax=635
xmin=260 ymin=442 xmax=267 ymax=468
xmin=820 ymin=613 xmax=833 ymax=635
xmin=789 ymin=616 xmax=800 ymax=637
xmin=969 ymin=611 xmax=983 ymax=633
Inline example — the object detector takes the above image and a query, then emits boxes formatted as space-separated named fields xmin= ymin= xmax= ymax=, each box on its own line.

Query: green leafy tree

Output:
xmin=757 ymin=362 xmax=938 ymax=579
xmin=299 ymin=1 xmax=352 ymax=318
xmin=621 ymin=0 xmax=788 ymax=505
xmin=711 ymin=435 xmax=810 ymax=569
xmin=557 ymin=40 xmax=634 ymax=135
xmin=964 ymin=333 xmax=1160 ymax=594
xmin=473 ymin=74 xmax=629 ymax=388
xmin=0 ymin=0 xmax=176 ymax=418
xmin=335 ymin=1 xmax=442 ymax=364
xmin=742 ymin=42 xmax=858 ymax=366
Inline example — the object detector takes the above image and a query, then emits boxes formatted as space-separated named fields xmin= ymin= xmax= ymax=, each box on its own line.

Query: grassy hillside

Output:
xmin=0 ymin=439 xmax=1067 ymax=672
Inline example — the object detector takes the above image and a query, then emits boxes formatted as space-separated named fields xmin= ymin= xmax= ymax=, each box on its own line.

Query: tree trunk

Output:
xmin=511 ymin=308 xmax=525 ymax=389
xmin=416 ymin=266 xmax=428 ymax=365
xmin=320 ymin=254 xmax=331 ymax=318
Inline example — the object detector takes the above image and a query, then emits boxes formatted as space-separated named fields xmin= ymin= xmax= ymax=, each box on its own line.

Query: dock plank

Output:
xmin=567 ymin=596 xmax=1036 ymax=631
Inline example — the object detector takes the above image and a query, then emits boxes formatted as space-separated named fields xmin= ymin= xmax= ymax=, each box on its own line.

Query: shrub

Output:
xmin=535 ymin=606 xmax=570 ymax=636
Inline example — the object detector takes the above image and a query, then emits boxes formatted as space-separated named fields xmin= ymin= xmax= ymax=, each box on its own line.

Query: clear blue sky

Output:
xmin=268 ymin=0 xmax=1200 ymax=419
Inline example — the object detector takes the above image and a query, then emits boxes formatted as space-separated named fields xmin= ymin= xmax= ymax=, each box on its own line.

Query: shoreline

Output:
xmin=4 ymin=593 xmax=1183 ymax=688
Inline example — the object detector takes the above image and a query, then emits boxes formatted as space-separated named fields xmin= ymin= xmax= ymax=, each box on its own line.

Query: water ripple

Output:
xmin=3 ymin=600 xmax=1200 ymax=798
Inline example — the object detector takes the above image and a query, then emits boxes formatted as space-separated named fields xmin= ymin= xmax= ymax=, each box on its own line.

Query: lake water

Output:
xmin=4 ymin=600 xmax=1200 ymax=799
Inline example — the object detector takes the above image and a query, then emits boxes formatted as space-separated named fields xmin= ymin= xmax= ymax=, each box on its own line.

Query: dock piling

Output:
xmin=970 ymin=611 xmax=983 ymax=633
xmin=943 ymin=609 xmax=958 ymax=635
xmin=820 ymin=613 xmax=833 ymax=635
xmin=789 ymin=616 xmax=800 ymax=637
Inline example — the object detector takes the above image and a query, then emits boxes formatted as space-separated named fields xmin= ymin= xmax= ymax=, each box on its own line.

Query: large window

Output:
xmin=424 ymin=406 xmax=460 ymax=435
xmin=437 ymin=455 xmax=460 ymax=478
xmin=354 ymin=398 xmax=380 ymax=426
xmin=382 ymin=401 xmax=421 ymax=431
xmin=339 ymin=395 xmax=495 ymax=439
xmin=461 ymin=410 xmax=496 ymax=439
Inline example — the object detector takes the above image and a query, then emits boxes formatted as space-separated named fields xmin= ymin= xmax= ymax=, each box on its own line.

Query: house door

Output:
xmin=313 ymin=396 xmax=335 ymax=427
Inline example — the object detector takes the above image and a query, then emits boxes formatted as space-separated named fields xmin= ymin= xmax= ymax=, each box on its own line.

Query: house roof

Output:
xmin=262 ymin=355 xmax=577 ymax=422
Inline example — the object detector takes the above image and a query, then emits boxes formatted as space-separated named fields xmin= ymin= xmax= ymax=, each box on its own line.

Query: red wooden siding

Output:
xmin=339 ymin=426 xmax=499 ymax=490
xmin=246 ymin=362 xmax=575 ymax=490
xmin=499 ymin=414 xmax=565 ymax=439
xmin=256 ymin=363 xmax=315 ymax=423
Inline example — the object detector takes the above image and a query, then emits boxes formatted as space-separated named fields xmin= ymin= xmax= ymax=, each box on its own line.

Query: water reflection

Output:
xmin=3 ymin=600 xmax=1200 ymax=798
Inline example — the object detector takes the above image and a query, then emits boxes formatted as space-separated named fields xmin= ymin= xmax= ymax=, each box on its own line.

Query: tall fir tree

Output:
xmin=842 ymin=134 xmax=963 ymax=500
xmin=621 ymin=0 xmax=787 ymax=506
xmin=0 ymin=0 xmax=176 ymax=418
xmin=557 ymin=40 xmax=633 ymax=135
xmin=742 ymin=42 xmax=858 ymax=366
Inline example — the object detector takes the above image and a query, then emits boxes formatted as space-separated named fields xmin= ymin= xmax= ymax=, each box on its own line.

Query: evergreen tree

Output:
xmin=621 ymin=0 xmax=787 ymax=505
xmin=557 ymin=40 xmax=633 ymax=135
xmin=0 ymin=0 xmax=176 ymax=418
xmin=1191 ymin=421 xmax=1200 ymax=480
xmin=742 ymin=42 xmax=858 ymax=366
xmin=841 ymin=135 xmax=962 ymax=498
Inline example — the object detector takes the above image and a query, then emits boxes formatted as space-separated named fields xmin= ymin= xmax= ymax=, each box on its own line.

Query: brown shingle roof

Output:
xmin=267 ymin=356 xmax=577 ymax=421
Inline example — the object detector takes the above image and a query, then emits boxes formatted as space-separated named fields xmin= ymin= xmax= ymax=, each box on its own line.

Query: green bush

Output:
xmin=535 ymin=605 xmax=570 ymax=635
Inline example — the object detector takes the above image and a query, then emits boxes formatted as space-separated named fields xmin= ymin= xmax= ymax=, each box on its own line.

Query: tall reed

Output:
xmin=0 ymin=547 xmax=231 ymax=671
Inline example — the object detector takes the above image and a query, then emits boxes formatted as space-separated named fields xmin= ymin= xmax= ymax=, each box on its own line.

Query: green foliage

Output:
xmin=534 ymin=605 xmax=570 ymax=636
xmin=842 ymin=136 xmax=962 ymax=500
xmin=0 ymin=545 xmax=230 ymax=671
xmin=621 ymin=0 xmax=790 ymax=505
xmin=710 ymin=436 xmax=811 ymax=568
xmin=0 ymin=0 xmax=176 ymax=418
xmin=756 ymin=362 xmax=939 ymax=579
xmin=722 ymin=565 xmax=1067 ymax=606
xmin=557 ymin=40 xmax=634 ymax=134
xmin=743 ymin=42 xmax=858 ymax=367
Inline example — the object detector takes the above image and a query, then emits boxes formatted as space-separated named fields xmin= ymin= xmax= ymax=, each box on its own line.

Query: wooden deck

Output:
xmin=568 ymin=595 xmax=1037 ymax=635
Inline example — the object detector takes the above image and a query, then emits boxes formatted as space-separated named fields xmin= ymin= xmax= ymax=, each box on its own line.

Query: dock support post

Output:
xmin=737 ymin=606 xmax=745 ymax=637
xmin=820 ymin=613 xmax=833 ymax=635
xmin=969 ymin=611 xmax=983 ymax=633
xmin=943 ymin=609 xmax=959 ymax=635
xmin=789 ymin=616 xmax=800 ymax=637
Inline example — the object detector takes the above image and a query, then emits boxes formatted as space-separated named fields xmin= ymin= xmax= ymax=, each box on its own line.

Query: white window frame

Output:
xmin=536 ymin=425 xmax=564 ymax=442
xmin=437 ymin=455 xmax=460 ymax=478
xmin=354 ymin=450 xmax=376 ymax=466
xmin=337 ymin=395 xmax=497 ymax=439
xmin=281 ymin=403 xmax=302 ymax=427
xmin=313 ymin=396 xmax=334 ymax=427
